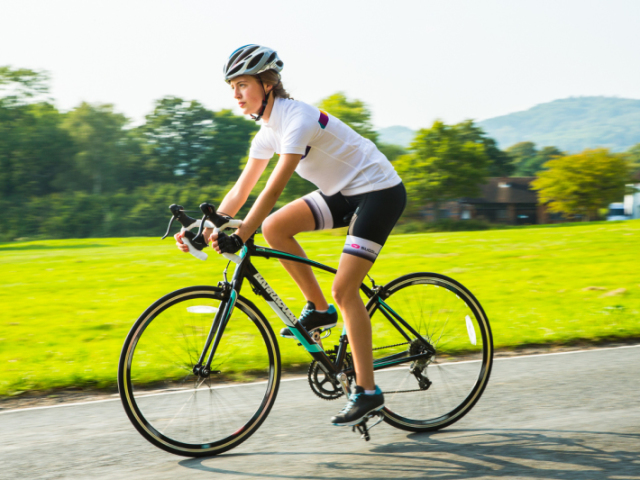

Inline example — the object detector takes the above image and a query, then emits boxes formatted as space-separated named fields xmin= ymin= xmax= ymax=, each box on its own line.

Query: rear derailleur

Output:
xmin=409 ymin=339 xmax=433 ymax=390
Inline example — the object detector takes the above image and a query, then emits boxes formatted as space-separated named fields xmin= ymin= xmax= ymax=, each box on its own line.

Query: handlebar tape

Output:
xmin=182 ymin=236 xmax=208 ymax=261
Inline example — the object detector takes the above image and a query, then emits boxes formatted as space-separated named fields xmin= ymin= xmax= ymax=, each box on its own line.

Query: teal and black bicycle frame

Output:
xmin=192 ymin=236 xmax=436 ymax=382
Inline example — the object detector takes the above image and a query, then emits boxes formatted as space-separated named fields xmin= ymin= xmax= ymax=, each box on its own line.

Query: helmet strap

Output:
xmin=251 ymin=77 xmax=271 ymax=122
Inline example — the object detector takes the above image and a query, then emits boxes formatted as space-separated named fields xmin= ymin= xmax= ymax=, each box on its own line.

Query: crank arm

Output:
xmin=336 ymin=372 xmax=350 ymax=397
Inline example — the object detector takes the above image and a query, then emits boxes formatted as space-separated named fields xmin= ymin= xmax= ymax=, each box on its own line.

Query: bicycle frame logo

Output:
xmin=253 ymin=273 xmax=297 ymax=327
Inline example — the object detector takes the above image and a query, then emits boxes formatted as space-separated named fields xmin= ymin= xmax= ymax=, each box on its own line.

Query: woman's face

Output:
xmin=230 ymin=75 xmax=271 ymax=116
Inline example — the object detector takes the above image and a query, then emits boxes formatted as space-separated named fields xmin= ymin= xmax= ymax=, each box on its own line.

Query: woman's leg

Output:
xmin=261 ymin=198 xmax=329 ymax=310
xmin=331 ymin=253 xmax=376 ymax=390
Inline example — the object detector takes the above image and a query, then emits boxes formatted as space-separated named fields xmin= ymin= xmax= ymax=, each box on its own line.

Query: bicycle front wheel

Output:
xmin=367 ymin=273 xmax=492 ymax=432
xmin=118 ymin=286 xmax=280 ymax=457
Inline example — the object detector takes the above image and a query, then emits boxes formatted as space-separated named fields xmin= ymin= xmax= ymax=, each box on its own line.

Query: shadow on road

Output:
xmin=178 ymin=428 xmax=640 ymax=479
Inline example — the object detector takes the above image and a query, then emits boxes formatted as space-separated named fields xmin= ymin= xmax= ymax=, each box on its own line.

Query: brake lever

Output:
xmin=193 ymin=202 xmax=222 ymax=244
xmin=161 ymin=216 xmax=177 ymax=240
xmin=162 ymin=204 xmax=184 ymax=239
xmin=162 ymin=204 xmax=201 ymax=241
xmin=194 ymin=214 xmax=209 ymax=244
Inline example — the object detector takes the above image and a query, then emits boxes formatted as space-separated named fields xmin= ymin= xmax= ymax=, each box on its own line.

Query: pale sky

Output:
xmin=2 ymin=0 xmax=639 ymax=129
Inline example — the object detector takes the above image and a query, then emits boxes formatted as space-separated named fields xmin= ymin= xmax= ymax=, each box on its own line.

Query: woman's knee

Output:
xmin=261 ymin=214 xmax=282 ymax=246
xmin=332 ymin=254 xmax=374 ymax=307
xmin=263 ymin=200 xmax=314 ymax=246
xmin=331 ymin=280 xmax=359 ymax=307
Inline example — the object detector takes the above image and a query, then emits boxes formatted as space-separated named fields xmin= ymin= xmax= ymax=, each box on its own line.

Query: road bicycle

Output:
xmin=118 ymin=203 xmax=493 ymax=457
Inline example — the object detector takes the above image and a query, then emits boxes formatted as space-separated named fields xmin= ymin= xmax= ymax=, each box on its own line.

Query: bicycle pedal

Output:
xmin=319 ymin=328 xmax=332 ymax=339
xmin=365 ymin=411 xmax=384 ymax=429
xmin=311 ymin=329 xmax=331 ymax=342
xmin=352 ymin=422 xmax=372 ymax=441
xmin=351 ymin=411 xmax=383 ymax=442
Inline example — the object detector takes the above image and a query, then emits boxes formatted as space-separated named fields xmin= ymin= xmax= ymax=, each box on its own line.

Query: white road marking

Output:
xmin=1 ymin=343 xmax=638 ymax=415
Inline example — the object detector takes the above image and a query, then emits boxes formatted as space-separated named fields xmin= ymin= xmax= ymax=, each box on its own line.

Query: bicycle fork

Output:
xmin=192 ymin=289 xmax=237 ymax=377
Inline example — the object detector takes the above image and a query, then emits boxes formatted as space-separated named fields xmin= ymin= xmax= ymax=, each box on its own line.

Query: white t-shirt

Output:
xmin=249 ymin=97 xmax=402 ymax=196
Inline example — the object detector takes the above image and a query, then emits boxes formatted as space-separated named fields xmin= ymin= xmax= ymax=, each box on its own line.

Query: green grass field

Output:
xmin=1 ymin=220 xmax=639 ymax=397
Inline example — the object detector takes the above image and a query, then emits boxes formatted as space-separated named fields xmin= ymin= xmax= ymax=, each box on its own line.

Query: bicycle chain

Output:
xmin=382 ymin=388 xmax=426 ymax=394
xmin=372 ymin=341 xmax=410 ymax=351
xmin=307 ymin=342 xmax=428 ymax=396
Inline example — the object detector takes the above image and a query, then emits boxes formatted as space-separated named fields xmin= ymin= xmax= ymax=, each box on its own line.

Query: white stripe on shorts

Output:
xmin=303 ymin=191 xmax=334 ymax=230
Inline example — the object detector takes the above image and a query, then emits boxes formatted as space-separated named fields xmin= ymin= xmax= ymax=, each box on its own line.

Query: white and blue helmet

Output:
xmin=223 ymin=45 xmax=284 ymax=83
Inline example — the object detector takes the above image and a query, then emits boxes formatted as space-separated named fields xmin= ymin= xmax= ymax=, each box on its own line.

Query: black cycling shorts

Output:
xmin=303 ymin=182 xmax=406 ymax=262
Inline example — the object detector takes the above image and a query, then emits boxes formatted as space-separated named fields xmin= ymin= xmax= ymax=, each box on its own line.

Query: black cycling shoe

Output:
xmin=279 ymin=302 xmax=338 ymax=338
xmin=331 ymin=386 xmax=385 ymax=426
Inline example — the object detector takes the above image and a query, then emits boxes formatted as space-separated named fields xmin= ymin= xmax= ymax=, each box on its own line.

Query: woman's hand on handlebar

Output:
xmin=174 ymin=231 xmax=188 ymax=252
xmin=209 ymin=230 xmax=245 ymax=255
xmin=207 ymin=230 xmax=219 ymax=249
xmin=174 ymin=228 xmax=212 ymax=253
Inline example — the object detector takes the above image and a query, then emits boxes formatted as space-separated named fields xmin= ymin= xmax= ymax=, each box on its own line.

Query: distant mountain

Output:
xmin=477 ymin=96 xmax=640 ymax=153
xmin=378 ymin=96 xmax=640 ymax=153
xmin=378 ymin=125 xmax=415 ymax=148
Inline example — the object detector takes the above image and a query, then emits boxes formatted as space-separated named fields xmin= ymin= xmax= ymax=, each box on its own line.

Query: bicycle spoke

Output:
xmin=368 ymin=274 xmax=492 ymax=432
xmin=119 ymin=289 xmax=280 ymax=455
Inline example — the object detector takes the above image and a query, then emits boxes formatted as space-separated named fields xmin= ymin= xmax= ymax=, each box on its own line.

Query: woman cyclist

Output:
xmin=176 ymin=45 xmax=406 ymax=427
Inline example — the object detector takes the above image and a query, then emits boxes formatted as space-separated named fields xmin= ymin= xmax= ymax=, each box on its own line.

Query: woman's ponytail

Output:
xmin=258 ymin=69 xmax=292 ymax=100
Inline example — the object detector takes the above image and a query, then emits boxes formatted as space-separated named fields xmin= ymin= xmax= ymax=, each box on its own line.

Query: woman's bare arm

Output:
xmin=175 ymin=157 xmax=269 ymax=251
xmin=217 ymin=157 xmax=270 ymax=217
xmin=235 ymin=153 xmax=302 ymax=242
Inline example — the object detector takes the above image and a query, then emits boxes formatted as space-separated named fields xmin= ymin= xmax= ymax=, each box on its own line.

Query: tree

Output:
xmin=317 ymin=92 xmax=379 ymax=143
xmin=531 ymin=148 xmax=630 ymax=221
xmin=137 ymin=98 xmax=257 ymax=186
xmin=62 ymin=102 xmax=131 ymax=195
xmin=137 ymin=97 xmax=216 ymax=183
xmin=455 ymin=120 xmax=514 ymax=176
xmin=394 ymin=120 xmax=490 ymax=218
xmin=506 ymin=142 xmax=537 ymax=176
xmin=0 ymin=102 xmax=78 ymax=199
xmin=200 ymin=109 xmax=259 ymax=185
xmin=0 ymin=67 xmax=76 ymax=199
xmin=0 ymin=66 xmax=50 ymax=107
xmin=529 ymin=146 xmax=564 ymax=175
xmin=507 ymin=141 xmax=564 ymax=176
xmin=624 ymin=143 xmax=640 ymax=178
xmin=377 ymin=143 xmax=406 ymax=162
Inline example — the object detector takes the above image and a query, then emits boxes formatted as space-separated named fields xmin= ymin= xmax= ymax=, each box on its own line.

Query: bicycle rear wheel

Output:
xmin=118 ymin=286 xmax=280 ymax=457
xmin=367 ymin=273 xmax=492 ymax=432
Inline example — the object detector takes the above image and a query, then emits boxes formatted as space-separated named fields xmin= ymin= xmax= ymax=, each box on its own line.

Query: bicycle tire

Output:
xmin=118 ymin=285 xmax=281 ymax=457
xmin=366 ymin=272 xmax=493 ymax=432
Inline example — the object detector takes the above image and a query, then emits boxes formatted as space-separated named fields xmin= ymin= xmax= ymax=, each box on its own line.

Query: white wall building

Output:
xmin=624 ymin=184 xmax=640 ymax=219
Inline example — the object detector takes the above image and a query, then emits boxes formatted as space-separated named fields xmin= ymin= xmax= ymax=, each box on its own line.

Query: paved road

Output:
xmin=1 ymin=345 xmax=639 ymax=479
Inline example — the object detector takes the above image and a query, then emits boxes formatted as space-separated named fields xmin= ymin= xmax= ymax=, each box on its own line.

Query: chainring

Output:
xmin=308 ymin=347 xmax=353 ymax=400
